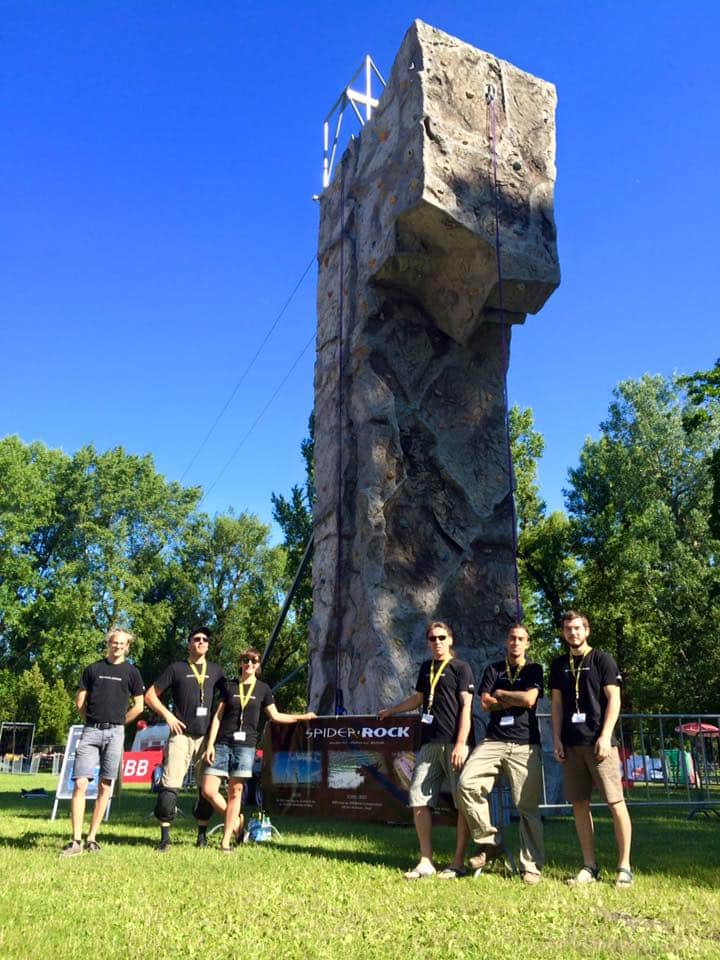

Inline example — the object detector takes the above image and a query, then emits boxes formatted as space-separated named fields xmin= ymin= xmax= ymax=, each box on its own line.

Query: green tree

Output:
xmin=269 ymin=415 xmax=315 ymax=708
xmin=509 ymin=406 xmax=576 ymax=661
xmin=177 ymin=511 xmax=287 ymax=681
xmin=0 ymin=437 xmax=200 ymax=691
xmin=679 ymin=358 xmax=720 ymax=538
xmin=13 ymin=662 xmax=73 ymax=743
xmin=566 ymin=374 xmax=720 ymax=712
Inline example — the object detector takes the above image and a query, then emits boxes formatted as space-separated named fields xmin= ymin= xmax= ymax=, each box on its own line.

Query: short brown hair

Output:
xmin=239 ymin=648 xmax=263 ymax=678
xmin=507 ymin=622 xmax=529 ymax=639
xmin=560 ymin=610 xmax=590 ymax=629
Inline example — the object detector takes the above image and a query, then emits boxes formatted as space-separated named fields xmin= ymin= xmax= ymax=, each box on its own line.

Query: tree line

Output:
xmin=1 ymin=363 xmax=718 ymax=743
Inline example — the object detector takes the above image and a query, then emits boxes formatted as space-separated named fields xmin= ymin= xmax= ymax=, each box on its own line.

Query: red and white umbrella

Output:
xmin=674 ymin=722 xmax=720 ymax=738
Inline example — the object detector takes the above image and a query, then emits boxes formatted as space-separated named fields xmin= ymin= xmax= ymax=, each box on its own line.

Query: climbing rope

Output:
xmin=486 ymin=83 xmax=523 ymax=624
xmin=332 ymin=163 xmax=346 ymax=715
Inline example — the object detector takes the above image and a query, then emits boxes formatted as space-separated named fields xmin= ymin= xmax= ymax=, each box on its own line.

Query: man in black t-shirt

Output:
xmin=60 ymin=628 xmax=144 ymax=857
xmin=457 ymin=624 xmax=545 ymax=884
xmin=145 ymin=626 xmax=226 ymax=851
xmin=550 ymin=610 xmax=633 ymax=888
xmin=379 ymin=621 xmax=475 ymax=880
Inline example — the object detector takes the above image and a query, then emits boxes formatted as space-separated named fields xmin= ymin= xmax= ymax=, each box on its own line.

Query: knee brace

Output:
xmin=154 ymin=787 xmax=178 ymax=822
xmin=193 ymin=794 xmax=214 ymax=822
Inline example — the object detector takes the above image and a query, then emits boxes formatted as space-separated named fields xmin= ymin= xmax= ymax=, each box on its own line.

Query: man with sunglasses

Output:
xmin=379 ymin=621 xmax=475 ymax=879
xmin=145 ymin=626 xmax=226 ymax=851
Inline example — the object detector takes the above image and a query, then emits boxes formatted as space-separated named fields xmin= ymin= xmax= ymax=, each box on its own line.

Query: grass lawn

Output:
xmin=1 ymin=773 xmax=718 ymax=960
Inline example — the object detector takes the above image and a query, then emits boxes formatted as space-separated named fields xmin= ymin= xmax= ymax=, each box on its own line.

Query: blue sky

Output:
xmin=3 ymin=1 xmax=718 ymax=535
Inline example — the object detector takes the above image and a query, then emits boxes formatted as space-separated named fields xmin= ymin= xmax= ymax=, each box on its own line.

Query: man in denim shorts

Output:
xmin=379 ymin=621 xmax=474 ymax=879
xmin=61 ymin=628 xmax=144 ymax=856
xmin=550 ymin=610 xmax=633 ymax=888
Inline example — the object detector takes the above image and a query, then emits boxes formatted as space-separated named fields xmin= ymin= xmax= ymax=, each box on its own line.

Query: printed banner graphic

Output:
xmin=262 ymin=715 xmax=421 ymax=823
xmin=121 ymin=750 xmax=164 ymax=783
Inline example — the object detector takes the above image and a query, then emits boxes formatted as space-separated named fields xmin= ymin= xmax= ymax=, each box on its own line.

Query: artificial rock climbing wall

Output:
xmin=309 ymin=20 xmax=560 ymax=714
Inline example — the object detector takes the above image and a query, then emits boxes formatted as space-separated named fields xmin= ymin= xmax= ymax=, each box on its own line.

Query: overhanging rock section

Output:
xmin=309 ymin=20 xmax=560 ymax=714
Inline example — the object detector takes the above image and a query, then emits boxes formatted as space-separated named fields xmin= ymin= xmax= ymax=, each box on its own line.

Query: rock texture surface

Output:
xmin=309 ymin=20 xmax=560 ymax=714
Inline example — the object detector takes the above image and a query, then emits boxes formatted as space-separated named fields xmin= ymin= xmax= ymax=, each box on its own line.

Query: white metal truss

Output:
xmin=322 ymin=54 xmax=386 ymax=189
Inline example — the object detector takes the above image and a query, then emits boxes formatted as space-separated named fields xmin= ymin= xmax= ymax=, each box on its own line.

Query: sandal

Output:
xmin=403 ymin=863 xmax=436 ymax=880
xmin=567 ymin=864 xmax=599 ymax=886
xmin=615 ymin=867 xmax=634 ymax=889
xmin=220 ymin=845 xmax=235 ymax=854
xmin=437 ymin=865 xmax=469 ymax=879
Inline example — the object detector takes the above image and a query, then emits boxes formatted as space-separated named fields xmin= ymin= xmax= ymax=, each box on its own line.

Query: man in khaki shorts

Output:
xmin=379 ymin=621 xmax=474 ymax=879
xmin=145 ymin=627 xmax=226 ymax=851
xmin=550 ymin=610 xmax=633 ymax=888
xmin=457 ymin=624 xmax=545 ymax=884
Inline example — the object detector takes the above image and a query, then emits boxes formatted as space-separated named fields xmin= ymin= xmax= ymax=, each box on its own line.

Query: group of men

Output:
xmin=61 ymin=613 xmax=633 ymax=889
xmin=62 ymin=625 xmax=233 ymax=855
xmin=380 ymin=611 xmax=633 ymax=888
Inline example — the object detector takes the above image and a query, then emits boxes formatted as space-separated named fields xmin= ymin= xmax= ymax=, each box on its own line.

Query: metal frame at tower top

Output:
xmin=322 ymin=54 xmax=386 ymax=189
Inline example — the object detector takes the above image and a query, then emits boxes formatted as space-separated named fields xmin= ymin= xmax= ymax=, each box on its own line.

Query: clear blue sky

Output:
xmin=3 ymin=1 xmax=718 ymax=535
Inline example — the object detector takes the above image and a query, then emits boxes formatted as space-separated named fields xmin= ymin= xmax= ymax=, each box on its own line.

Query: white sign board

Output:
xmin=50 ymin=724 xmax=115 ymax=821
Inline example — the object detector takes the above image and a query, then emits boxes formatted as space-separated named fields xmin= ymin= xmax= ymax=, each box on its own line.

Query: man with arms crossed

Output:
xmin=61 ymin=627 xmax=144 ymax=856
xmin=145 ymin=626 xmax=226 ymax=851
xmin=550 ymin=610 xmax=633 ymax=888
xmin=457 ymin=623 xmax=545 ymax=884
xmin=379 ymin=621 xmax=474 ymax=879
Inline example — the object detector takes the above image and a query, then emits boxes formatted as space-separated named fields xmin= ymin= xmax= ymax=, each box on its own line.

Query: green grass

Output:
xmin=1 ymin=774 xmax=719 ymax=960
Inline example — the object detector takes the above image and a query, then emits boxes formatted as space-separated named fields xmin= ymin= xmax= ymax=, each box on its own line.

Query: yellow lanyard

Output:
xmin=505 ymin=658 xmax=525 ymax=685
xmin=188 ymin=660 xmax=208 ymax=705
xmin=427 ymin=658 xmax=451 ymax=712
xmin=237 ymin=677 xmax=257 ymax=729
xmin=568 ymin=649 xmax=591 ymax=712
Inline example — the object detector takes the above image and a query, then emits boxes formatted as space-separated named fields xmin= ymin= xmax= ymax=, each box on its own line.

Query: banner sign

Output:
xmin=262 ymin=714 xmax=422 ymax=823
xmin=121 ymin=750 xmax=164 ymax=783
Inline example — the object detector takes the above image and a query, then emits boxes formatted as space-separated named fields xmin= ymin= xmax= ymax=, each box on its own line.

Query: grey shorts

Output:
xmin=73 ymin=725 xmax=124 ymax=782
xmin=408 ymin=742 xmax=461 ymax=809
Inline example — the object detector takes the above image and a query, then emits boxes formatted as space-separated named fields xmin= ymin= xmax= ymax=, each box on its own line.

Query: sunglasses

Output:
xmin=190 ymin=637 xmax=209 ymax=643
xmin=240 ymin=656 xmax=260 ymax=665
xmin=428 ymin=634 xmax=448 ymax=641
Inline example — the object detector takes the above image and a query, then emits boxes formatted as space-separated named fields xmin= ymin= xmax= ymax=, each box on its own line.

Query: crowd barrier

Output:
xmin=535 ymin=712 xmax=720 ymax=817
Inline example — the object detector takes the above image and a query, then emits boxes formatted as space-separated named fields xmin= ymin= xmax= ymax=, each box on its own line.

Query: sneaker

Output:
xmin=522 ymin=871 xmax=542 ymax=886
xmin=567 ymin=865 xmax=599 ymax=886
xmin=60 ymin=840 xmax=83 ymax=857
xmin=157 ymin=839 xmax=171 ymax=853
xmin=615 ymin=867 xmax=634 ymax=889
xmin=85 ymin=840 xmax=101 ymax=854
xmin=195 ymin=834 xmax=208 ymax=849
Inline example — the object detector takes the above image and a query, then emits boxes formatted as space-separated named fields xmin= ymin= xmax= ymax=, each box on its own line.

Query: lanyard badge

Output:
xmin=233 ymin=678 xmax=257 ymax=740
xmin=189 ymin=660 xmax=208 ymax=715
xmin=569 ymin=650 xmax=591 ymax=723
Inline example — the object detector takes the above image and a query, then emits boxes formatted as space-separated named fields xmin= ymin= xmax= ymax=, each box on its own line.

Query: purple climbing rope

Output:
xmin=487 ymin=84 xmax=522 ymax=624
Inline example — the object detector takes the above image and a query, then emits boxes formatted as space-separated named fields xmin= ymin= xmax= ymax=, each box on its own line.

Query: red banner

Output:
xmin=121 ymin=750 xmax=163 ymax=783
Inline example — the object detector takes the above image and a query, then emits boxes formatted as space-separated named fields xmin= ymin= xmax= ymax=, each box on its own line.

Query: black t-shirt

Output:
xmin=217 ymin=678 xmax=274 ymax=748
xmin=79 ymin=658 xmax=145 ymax=725
xmin=549 ymin=648 xmax=622 ymax=747
xmin=481 ymin=660 xmax=543 ymax=744
xmin=151 ymin=660 xmax=225 ymax=737
xmin=415 ymin=657 xmax=475 ymax=746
